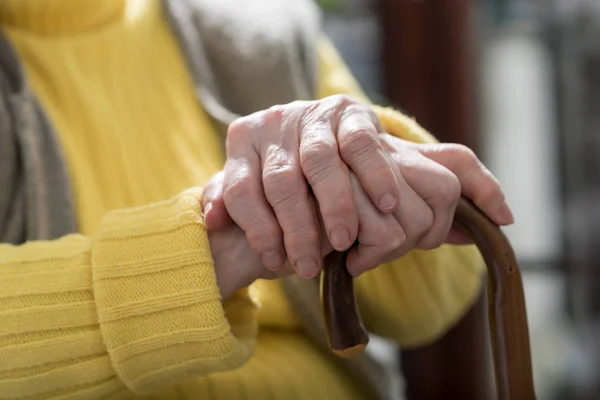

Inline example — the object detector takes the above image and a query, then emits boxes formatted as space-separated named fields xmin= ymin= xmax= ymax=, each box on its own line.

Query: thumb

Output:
xmin=202 ymin=171 xmax=234 ymax=230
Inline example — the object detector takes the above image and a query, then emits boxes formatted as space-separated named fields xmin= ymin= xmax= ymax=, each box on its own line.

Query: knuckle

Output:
xmin=298 ymin=100 xmax=321 ymax=122
xmin=364 ymin=106 xmax=381 ymax=129
xmin=227 ymin=108 xmax=286 ymax=151
xmin=226 ymin=118 xmax=250 ymax=150
xmin=262 ymin=167 xmax=301 ymax=204
xmin=300 ymin=141 xmax=338 ymax=183
xmin=446 ymin=173 xmax=462 ymax=200
xmin=264 ymin=105 xmax=286 ymax=125
xmin=446 ymin=143 xmax=479 ymax=168
xmin=263 ymin=163 xmax=295 ymax=185
xmin=330 ymin=94 xmax=357 ymax=109
xmin=384 ymin=221 xmax=406 ymax=249
xmin=246 ymin=224 xmax=282 ymax=248
xmin=227 ymin=117 xmax=247 ymax=137
xmin=222 ymin=177 xmax=252 ymax=205
xmin=323 ymin=195 xmax=354 ymax=220
xmin=448 ymin=143 xmax=477 ymax=159
xmin=287 ymin=99 xmax=311 ymax=110
xmin=286 ymin=228 xmax=320 ymax=251
xmin=320 ymin=199 xmax=355 ymax=230
xmin=431 ymin=172 xmax=461 ymax=206
xmin=206 ymin=170 xmax=225 ymax=187
xmin=313 ymin=95 xmax=354 ymax=122
xmin=415 ymin=215 xmax=449 ymax=250
xmin=270 ymin=191 xmax=301 ymax=209
xmin=346 ymin=101 xmax=378 ymax=121
xmin=302 ymin=140 xmax=338 ymax=162
xmin=339 ymin=130 xmax=380 ymax=162
xmin=410 ymin=213 xmax=434 ymax=239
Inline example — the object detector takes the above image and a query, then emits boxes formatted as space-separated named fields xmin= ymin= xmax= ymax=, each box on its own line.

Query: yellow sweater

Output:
xmin=0 ymin=1 xmax=484 ymax=399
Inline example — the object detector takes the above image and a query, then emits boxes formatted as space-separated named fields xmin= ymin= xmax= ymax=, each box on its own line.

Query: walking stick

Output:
xmin=321 ymin=197 xmax=536 ymax=399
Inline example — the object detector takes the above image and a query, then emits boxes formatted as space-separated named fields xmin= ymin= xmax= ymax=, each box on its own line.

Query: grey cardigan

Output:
xmin=0 ymin=0 xmax=392 ymax=398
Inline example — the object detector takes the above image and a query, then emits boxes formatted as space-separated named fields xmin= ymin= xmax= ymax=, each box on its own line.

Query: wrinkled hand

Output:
xmin=344 ymin=134 xmax=513 ymax=275
xmin=219 ymin=95 xmax=401 ymax=279
xmin=203 ymin=171 xmax=325 ymax=300
xmin=204 ymin=137 xmax=512 ymax=280
xmin=203 ymin=169 xmax=403 ymax=296
xmin=205 ymin=96 xmax=513 ymax=280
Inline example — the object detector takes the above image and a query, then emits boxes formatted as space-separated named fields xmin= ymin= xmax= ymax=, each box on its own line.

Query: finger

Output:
xmin=418 ymin=143 xmax=514 ymax=225
xmin=396 ymin=152 xmax=461 ymax=250
xmin=333 ymin=98 xmax=401 ymax=214
xmin=299 ymin=110 xmax=358 ymax=252
xmin=385 ymin=152 xmax=434 ymax=249
xmin=344 ymin=174 xmax=406 ymax=276
xmin=259 ymin=133 xmax=323 ymax=279
xmin=222 ymin=153 xmax=286 ymax=272
xmin=201 ymin=171 xmax=234 ymax=230
xmin=313 ymin=196 xmax=337 ymax=257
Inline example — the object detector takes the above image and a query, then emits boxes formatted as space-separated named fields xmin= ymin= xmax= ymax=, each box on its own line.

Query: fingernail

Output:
xmin=296 ymin=258 xmax=319 ymax=279
xmin=204 ymin=201 xmax=213 ymax=215
xmin=262 ymin=251 xmax=284 ymax=271
xmin=379 ymin=193 xmax=397 ymax=212
xmin=330 ymin=227 xmax=351 ymax=250
xmin=499 ymin=200 xmax=514 ymax=224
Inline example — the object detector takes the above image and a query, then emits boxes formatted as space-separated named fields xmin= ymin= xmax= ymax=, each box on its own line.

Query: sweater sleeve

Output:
xmin=0 ymin=188 xmax=258 ymax=399
xmin=316 ymin=36 xmax=485 ymax=347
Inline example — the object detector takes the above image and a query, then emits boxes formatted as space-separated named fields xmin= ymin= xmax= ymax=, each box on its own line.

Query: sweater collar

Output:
xmin=0 ymin=0 xmax=127 ymax=35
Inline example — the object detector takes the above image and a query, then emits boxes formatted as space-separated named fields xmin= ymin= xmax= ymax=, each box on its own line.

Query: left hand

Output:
xmin=204 ymin=134 xmax=512 ymax=277
xmin=340 ymin=133 xmax=513 ymax=275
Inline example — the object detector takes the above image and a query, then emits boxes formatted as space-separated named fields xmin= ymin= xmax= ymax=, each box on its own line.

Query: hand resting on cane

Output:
xmin=200 ymin=96 xmax=514 ymax=296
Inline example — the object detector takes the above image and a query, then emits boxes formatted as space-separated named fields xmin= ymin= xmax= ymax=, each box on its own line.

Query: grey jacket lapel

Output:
xmin=0 ymin=33 xmax=76 ymax=243
xmin=163 ymin=0 xmax=320 ymax=125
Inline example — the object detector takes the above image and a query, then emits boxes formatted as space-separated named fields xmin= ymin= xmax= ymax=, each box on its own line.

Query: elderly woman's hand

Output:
xmin=220 ymin=95 xmax=401 ymax=279
xmin=202 ymin=168 xmax=405 ymax=298
xmin=342 ymin=134 xmax=513 ymax=276
xmin=206 ymin=96 xmax=514 ymax=280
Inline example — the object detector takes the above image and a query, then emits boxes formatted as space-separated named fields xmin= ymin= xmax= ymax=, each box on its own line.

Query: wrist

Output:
xmin=208 ymin=226 xmax=264 ymax=300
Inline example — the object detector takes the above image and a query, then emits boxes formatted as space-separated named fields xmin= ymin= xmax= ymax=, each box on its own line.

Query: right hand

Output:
xmin=203 ymin=170 xmax=403 ymax=300
xmin=220 ymin=95 xmax=401 ymax=279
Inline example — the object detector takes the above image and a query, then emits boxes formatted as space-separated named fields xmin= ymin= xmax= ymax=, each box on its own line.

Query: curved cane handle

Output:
xmin=320 ymin=196 xmax=536 ymax=399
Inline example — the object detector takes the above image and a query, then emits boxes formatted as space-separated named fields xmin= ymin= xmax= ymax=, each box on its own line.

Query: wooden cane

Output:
xmin=320 ymin=196 xmax=536 ymax=399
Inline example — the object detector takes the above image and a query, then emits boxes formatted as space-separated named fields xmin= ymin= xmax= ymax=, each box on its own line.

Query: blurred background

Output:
xmin=317 ymin=0 xmax=600 ymax=399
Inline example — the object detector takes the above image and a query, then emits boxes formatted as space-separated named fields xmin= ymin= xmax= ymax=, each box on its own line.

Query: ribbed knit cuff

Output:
xmin=91 ymin=188 xmax=257 ymax=394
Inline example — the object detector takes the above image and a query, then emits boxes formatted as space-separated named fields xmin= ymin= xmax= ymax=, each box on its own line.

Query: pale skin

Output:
xmin=200 ymin=95 xmax=513 ymax=300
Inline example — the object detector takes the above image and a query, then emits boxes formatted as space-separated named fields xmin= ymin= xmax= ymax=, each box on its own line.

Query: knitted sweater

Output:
xmin=0 ymin=0 xmax=485 ymax=399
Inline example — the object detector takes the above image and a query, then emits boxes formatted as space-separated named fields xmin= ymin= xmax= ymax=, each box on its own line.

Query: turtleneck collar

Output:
xmin=0 ymin=0 xmax=127 ymax=35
